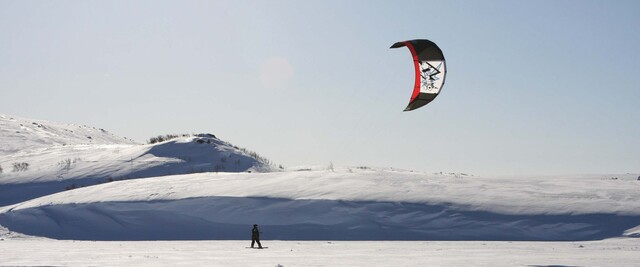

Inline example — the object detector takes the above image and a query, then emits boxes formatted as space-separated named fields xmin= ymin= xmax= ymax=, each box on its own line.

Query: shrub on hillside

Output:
xmin=12 ymin=162 xmax=29 ymax=172
xmin=196 ymin=133 xmax=217 ymax=138
xmin=237 ymin=147 xmax=272 ymax=166
xmin=58 ymin=158 xmax=72 ymax=170
xmin=148 ymin=133 xmax=219 ymax=144
xmin=147 ymin=134 xmax=192 ymax=144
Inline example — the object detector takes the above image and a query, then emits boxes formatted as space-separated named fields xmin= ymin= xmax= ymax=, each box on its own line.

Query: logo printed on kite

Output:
xmin=419 ymin=61 xmax=444 ymax=94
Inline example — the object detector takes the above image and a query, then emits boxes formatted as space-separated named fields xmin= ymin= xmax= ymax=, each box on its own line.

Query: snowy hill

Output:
xmin=0 ymin=114 xmax=136 ymax=155
xmin=1 ymin=169 xmax=638 ymax=241
xmin=0 ymin=115 xmax=276 ymax=206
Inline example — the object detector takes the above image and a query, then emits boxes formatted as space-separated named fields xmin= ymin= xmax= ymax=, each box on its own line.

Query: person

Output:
xmin=251 ymin=224 xmax=263 ymax=249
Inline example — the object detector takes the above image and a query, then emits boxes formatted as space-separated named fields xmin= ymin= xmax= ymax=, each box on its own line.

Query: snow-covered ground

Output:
xmin=0 ymin=115 xmax=275 ymax=206
xmin=0 ymin=238 xmax=638 ymax=266
xmin=1 ymin=114 xmax=639 ymax=265
xmin=0 ymin=114 xmax=137 ymax=154
xmin=1 ymin=169 xmax=638 ymax=241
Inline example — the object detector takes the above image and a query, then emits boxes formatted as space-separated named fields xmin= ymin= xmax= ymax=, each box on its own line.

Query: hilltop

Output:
xmin=0 ymin=114 xmax=137 ymax=154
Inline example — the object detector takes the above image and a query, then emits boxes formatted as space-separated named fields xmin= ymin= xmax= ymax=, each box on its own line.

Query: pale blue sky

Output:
xmin=1 ymin=0 xmax=639 ymax=175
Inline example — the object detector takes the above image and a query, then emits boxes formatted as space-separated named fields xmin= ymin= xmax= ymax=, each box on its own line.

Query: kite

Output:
xmin=391 ymin=39 xmax=446 ymax=111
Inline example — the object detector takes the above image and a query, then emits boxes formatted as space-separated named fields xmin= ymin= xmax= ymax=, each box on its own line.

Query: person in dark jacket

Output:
xmin=251 ymin=224 xmax=263 ymax=249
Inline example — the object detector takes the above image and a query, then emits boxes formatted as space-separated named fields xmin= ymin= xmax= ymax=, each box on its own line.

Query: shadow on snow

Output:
xmin=1 ymin=196 xmax=638 ymax=241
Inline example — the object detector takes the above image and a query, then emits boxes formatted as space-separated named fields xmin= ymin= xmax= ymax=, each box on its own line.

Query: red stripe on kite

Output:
xmin=404 ymin=41 xmax=421 ymax=102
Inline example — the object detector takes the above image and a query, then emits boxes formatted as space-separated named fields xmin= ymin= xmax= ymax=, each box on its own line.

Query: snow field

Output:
xmin=0 ymin=239 xmax=638 ymax=266
xmin=1 ymin=170 xmax=639 ymax=241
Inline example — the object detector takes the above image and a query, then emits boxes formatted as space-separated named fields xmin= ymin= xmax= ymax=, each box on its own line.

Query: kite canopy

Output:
xmin=391 ymin=39 xmax=446 ymax=111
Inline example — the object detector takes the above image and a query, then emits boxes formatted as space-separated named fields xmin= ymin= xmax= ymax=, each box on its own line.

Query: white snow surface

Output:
xmin=1 ymin=239 xmax=638 ymax=266
xmin=1 ymin=169 xmax=639 ymax=241
xmin=0 ymin=115 xmax=275 ymax=206
xmin=1 ymin=113 xmax=639 ymax=267
xmin=5 ymin=170 xmax=640 ymax=215
xmin=0 ymin=114 xmax=136 ymax=154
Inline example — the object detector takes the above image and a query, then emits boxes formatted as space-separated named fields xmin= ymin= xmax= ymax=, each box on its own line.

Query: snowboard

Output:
xmin=245 ymin=247 xmax=268 ymax=249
